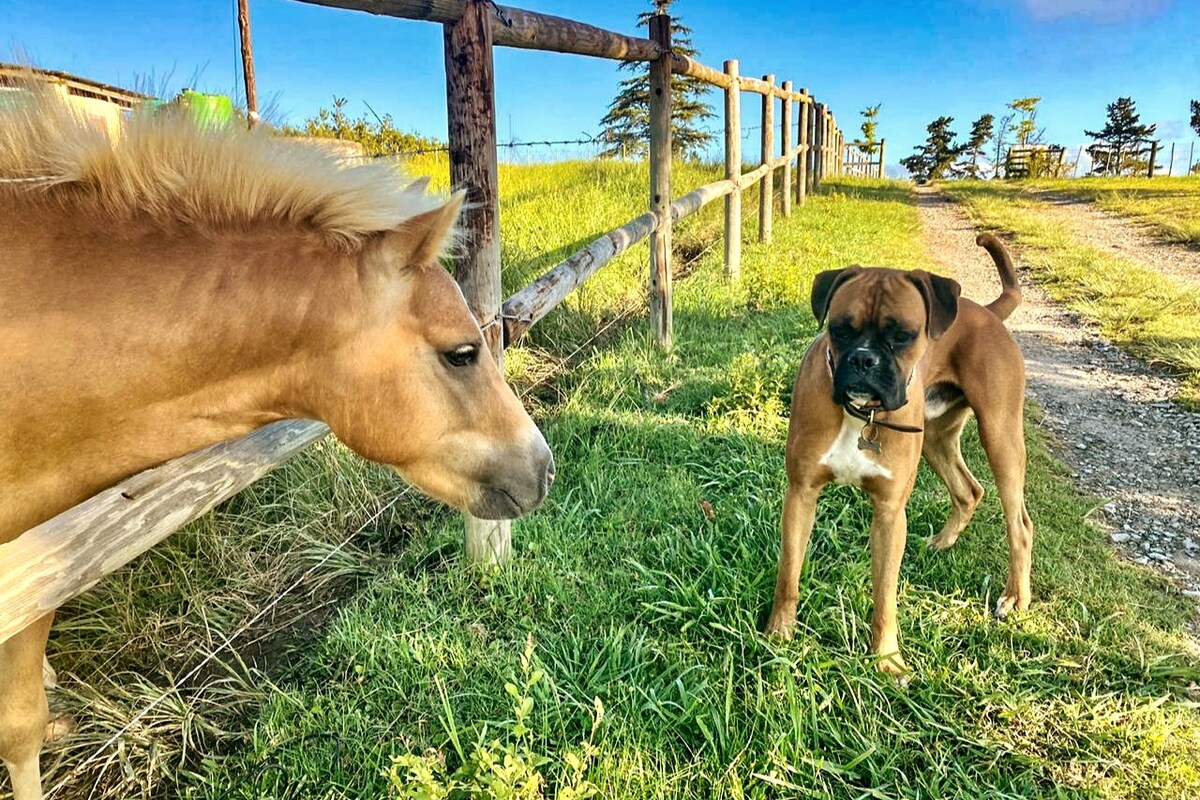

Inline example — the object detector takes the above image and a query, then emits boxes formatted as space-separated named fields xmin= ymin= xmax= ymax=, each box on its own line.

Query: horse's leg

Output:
xmin=1 ymin=613 xmax=53 ymax=800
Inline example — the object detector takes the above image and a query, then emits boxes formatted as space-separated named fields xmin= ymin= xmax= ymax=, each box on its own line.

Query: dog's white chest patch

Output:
xmin=819 ymin=412 xmax=893 ymax=486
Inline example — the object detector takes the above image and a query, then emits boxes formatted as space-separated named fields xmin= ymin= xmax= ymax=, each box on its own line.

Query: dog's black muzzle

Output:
xmin=831 ymin=347 xmax=908 ymax=411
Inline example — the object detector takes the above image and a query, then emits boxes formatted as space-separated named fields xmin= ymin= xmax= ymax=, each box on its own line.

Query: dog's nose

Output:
xmin=848 ymin=349 xmax=881 ymax=370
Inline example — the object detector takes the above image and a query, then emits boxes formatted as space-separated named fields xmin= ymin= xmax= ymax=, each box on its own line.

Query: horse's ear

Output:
xmin=384 ymin=190 xmax=465 ymax=267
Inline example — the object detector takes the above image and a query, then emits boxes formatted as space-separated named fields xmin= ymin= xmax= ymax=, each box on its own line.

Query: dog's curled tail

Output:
xmin=977 ymin=233 xmax=1021 ymax=321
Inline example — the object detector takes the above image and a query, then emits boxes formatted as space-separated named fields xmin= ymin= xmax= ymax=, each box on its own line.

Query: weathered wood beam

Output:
xmin=501 ymin=210 xmax=658 ymax=343
xmin=723 ymin=58 xmax=742 ymax=281
xmin=0 ymin=421 xmax=329 ymax=646
xmin=502 ymin=177 xmax=735 ymax=344
xmin=293 ymin=0 xmax=660 ymax=61
xmin=647 ymin=12 xmax=673 ymax=350
xmin=444 ymin=0 xmax=513 ymax=566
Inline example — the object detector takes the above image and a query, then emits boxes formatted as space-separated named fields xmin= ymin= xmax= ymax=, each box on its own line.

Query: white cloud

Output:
xmin=1021 ymin=0 xmax=1169 ymax=22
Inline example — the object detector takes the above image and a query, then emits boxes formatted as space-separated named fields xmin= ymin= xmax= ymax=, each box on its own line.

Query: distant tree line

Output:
xmin=903 ymin=95 xmax=1200 ymax=181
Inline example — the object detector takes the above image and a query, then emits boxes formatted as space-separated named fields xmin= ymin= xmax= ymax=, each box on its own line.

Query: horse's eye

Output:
xmin=443 ymin=344 xmax=479 ymax=368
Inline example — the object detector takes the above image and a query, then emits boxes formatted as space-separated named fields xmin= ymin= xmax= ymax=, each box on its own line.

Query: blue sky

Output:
xmin=5 ymin=0 xmax=1199 ymax=170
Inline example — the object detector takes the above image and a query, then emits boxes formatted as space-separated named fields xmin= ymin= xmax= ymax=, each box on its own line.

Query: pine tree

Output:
xmin=1190 ymin=99 xmax=1199 ymax=137
xmin=1084 ymin=96 xmax=1156 ymax=175
xmin=858 ymin=104 xmax=881 ymax=155
xmin=956 ymin=113 xmax=994 ymax=178
xmin=598 ymin=0 xmax=715 ymax=160
xmin=900 ymin=116 xmax=963 ymax=182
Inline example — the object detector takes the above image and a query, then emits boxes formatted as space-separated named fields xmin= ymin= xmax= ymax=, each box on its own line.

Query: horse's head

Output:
xmin=314 ymin=192 xmax=553 ymax=519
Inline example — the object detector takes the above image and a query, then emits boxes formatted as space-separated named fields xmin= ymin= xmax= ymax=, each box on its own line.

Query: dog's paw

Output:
xmin=763 ymin=612 xmax=797 ymax=641
xmin=994 ymin=591 xmax=1031 ymax=621
xmin=927 ymin=529 xmax=961 ymax=551
xmin=875 ymin=652 xmax=911 ymax=684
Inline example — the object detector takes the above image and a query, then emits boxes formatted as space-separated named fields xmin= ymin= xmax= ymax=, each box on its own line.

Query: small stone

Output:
xmin=1185 ymin=538 xmax=1198 ymax=551
xmin=1149 ymin=552 xmax=1169 ymax=561
xmin=1110 ymin=532 xmax=1132 ymax=544
xmin=1183 ymin=590 xmax=1200 ymax=599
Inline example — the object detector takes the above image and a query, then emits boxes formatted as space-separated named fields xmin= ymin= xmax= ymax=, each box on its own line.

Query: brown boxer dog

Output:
xmin=765 ymin=234 xmax=1031 ymax=675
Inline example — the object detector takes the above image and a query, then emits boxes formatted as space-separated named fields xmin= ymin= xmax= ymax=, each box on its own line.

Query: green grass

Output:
xmin=45 ymin=174 xmax=1200 ymax=800
xmin=942 ymin=181 xmax=1200 ymax=408
xmin=1026 ymin=176 xmax=1200 ymax=246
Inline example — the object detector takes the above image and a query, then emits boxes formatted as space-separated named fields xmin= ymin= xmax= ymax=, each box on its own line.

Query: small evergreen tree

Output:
xmin=956 ymin=113 xmax=994 ymax=178
xmin=1084 ymin=96 xmax=1156 ymax=175
xmin=1190 ymin=99 xmax=1199 ymax=137
xmin=598 ymin=0 xmax=715 ymax=160
xmin=858 ymin=103 xmax=882 ymax=155
xmin=900 ymin=116 xmax=964 ymax=182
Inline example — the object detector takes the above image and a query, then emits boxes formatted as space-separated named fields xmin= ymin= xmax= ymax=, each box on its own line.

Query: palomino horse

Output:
xmin=0 ymin=92 xmax=554 ymax=798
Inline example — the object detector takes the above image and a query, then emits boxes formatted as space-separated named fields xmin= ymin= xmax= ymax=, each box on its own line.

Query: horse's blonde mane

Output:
xmin=0 ymin=88 xmax=444 ymax=250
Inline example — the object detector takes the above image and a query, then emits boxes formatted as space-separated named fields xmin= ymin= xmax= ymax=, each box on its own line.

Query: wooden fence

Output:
xmin=841 ymin=140 xmax=886 ymax=179
xmin=0 ymin=0 xmax=858 ymax=646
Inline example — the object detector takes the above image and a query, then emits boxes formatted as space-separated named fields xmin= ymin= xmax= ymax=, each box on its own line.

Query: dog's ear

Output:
xmin=908 ymin=270 xmax=961 ymax=339
xmin=810 ymin=268 xmax=859 ymax=326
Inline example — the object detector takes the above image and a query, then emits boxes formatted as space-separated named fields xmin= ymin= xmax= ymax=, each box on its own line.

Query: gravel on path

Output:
xmin=916 ymin=187 xmax=1200 ymax=602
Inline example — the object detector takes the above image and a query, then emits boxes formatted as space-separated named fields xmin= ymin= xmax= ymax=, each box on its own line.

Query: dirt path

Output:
xmin=916 ymin=187 xmax=1200 ymax=600
xmin=1031 ymin=190 xmax=1200 ymax=287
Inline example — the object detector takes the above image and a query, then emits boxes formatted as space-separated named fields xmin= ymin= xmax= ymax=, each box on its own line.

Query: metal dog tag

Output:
xmin=858 ymin=423 xmax=882 ymax=453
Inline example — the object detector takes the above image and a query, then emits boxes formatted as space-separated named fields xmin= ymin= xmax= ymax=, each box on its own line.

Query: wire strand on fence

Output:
xmin=42 ymin=491 xmax=406 ymax=799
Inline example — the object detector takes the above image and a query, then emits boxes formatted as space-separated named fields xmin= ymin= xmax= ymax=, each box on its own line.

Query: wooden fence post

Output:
xmin=1168 ymin=142 xmax=1175 ymax=177
xmin=796 ymin=89 xmax=809 ymax=205
xmin=806 ymin=98 xmax=817 ymax=193
xmin=759 ymin=74 xmax=774 ymax=243
xmin=648 ymin=12 xmax=672 ymax=349
xmin=723 ymin=59 xmax=741 ymax=280
xmin=780 ymin=81 xmax=793 ymax=218
xmin=877 ymin=138 xmax=886 ymax=179
xmin=1147 ymin=140 xmax=1158 ymax=178
xmin=812 ymin=102 xmax=825 ymax=192
xmin=444 ymin=0 xmax=510 ymax=565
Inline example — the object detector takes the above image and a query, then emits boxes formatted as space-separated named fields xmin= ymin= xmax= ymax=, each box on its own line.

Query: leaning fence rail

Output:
xmin=2 ymin=0 xmax=857 ymax=645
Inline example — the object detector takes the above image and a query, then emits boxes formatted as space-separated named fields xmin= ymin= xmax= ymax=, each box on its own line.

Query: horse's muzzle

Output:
xmin=470 ymin=442 xmax=555 ymax=519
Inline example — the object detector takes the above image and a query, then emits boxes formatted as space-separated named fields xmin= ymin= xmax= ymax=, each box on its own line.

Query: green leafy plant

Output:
xmin=384 ymin=637 xmax=604 ymax=799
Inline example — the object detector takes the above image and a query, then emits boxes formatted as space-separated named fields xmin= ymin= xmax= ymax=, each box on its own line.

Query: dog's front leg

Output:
xmin=869 ymin=495 xmax=909 ymax=676
xmin=765 ymin=483 xmax=822 ymax=640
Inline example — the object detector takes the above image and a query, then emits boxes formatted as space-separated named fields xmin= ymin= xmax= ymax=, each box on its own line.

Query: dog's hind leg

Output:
xmin=765 ymin=483 xmax=822 ymax=640
xmin=976 ymin=407 xmax=1033 ymax=620
xmin=1 ymin=613 xmax=53 ymax=800
xmin=922 ymin=405 xmax=984 ymax=551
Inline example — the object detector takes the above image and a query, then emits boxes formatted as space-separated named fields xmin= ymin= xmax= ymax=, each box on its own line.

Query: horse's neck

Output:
xmin=0 ymin=211 xmax=360 ymax=539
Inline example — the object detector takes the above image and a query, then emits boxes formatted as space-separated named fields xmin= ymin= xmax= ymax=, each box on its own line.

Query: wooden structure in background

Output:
xmin=841 ymin=140 xmax=886 ymax=179
xmin=2 ymin=0 xmax=859 ymax=642
xmin=0 ymin=63 xmax=147 ymax=140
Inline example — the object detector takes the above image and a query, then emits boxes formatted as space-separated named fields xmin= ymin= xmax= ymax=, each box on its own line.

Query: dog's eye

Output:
xmin=889 ymin=330 xmax=915 ymax=347
xmin=443 ymin=344 xmax=479 ymax=368
xmin=829 ymin=322 xmax=856 ymax=344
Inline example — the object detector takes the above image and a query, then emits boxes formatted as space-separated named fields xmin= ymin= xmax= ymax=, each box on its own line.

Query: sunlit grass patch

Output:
xmin=1029 ymin=175 xmax=1200 ymax=246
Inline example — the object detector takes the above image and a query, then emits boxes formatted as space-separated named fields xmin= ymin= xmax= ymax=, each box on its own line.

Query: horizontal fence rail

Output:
xmin=3 ymin=0 xmax=860 ymax=645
